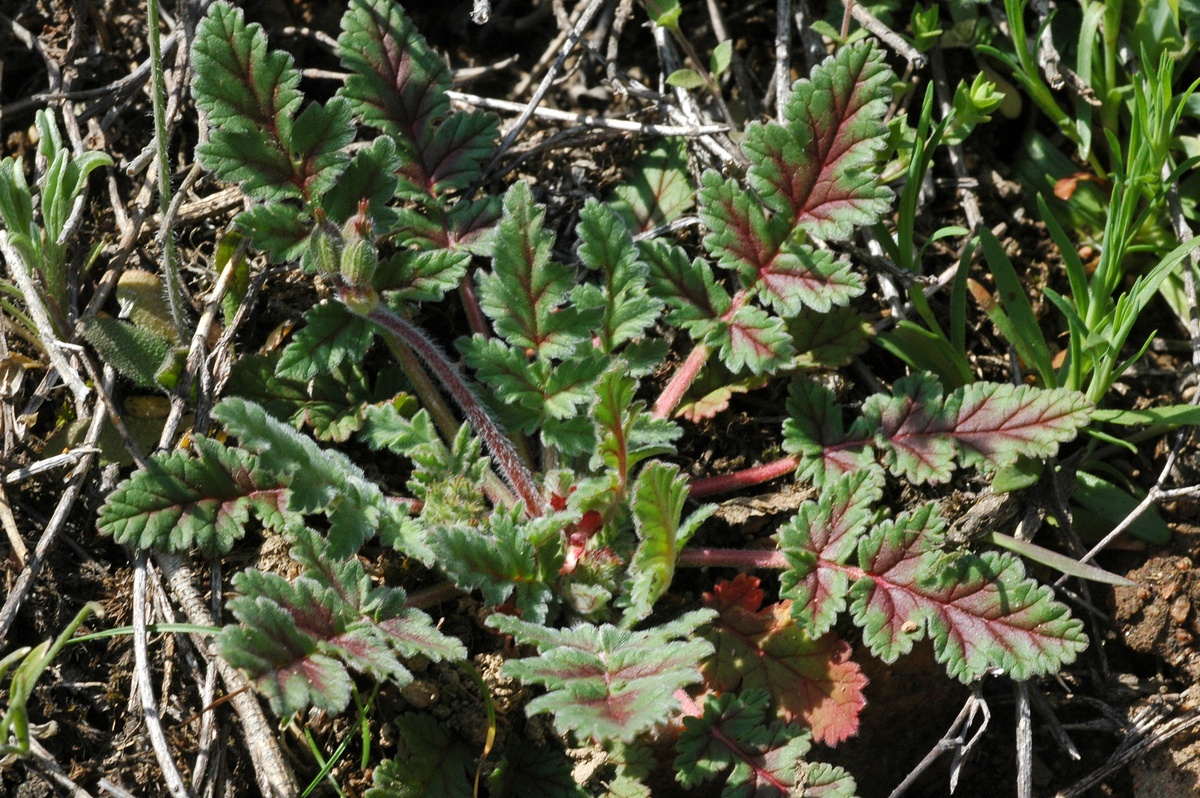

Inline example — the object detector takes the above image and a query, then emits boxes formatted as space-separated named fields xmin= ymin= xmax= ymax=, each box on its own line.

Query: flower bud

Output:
xmin=339 ymin=236 xmax=378 ymax=287
xmin=308 ymin=222 xmax=341 ymax=276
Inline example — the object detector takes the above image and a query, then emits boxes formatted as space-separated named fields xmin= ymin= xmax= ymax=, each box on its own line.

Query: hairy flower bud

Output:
xmin=308 ymin=222 xmax=341 ymax=276
xmin=339 ymin=236 xmax=378 ymax=287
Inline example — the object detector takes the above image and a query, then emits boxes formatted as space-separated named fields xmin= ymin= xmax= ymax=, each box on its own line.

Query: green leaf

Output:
xmin=212 ymin=398 xmax=429 ymax=559
xmin=277 ymin=301 xmax=375 ymax=381
xmin=367 ymin=714 xmax=476 ymax=798
xmin=667 ymin=69 xmax=706 ymax=89
xmin=234 ymin=204 xmax=311 ymax=261
xmin=381 ymin=249 xmax=470 ymax=301
xmin=699 ymin=172 xmax=864 ymax=315
xmin=626 ymin=462 xmax=715 ymax=622
xmin=429 ymin=509 xmax=560 ymax=623
xmin=782 ymin=379 xmax=878 ymax=489
xmin=490 ymin=609 xmax=716 ymax=741
xmin=479 ymin=182 xmax=590 ymax=357
xmin=743 ymin=41 xmax=893 ymax=238
xmin=96 ymin=437 xmax=296 ymax=556
xmin=715 ymin=305 xmax=794 ymax=376
xmin=488 ymin=738 xmax=587 ymax=798
xmin=642 ymin=239 xmax=731 ymax=336
xmin=608 ymin=139 xmax=694 ymax=234
xmin=789 ymin=306 xmax=872 ymax=370
xmin=710 ymin=40 xmax=733 ymax=77
xmin=576 ymin=199 xmax=664 ymax=351
xmin=645 ymin=0 xmax=682 ymax=29
xmin=80 ymin=317 xmax=174 ymax=391
xmin=220 ymin=531 xmax=465 ymax=717
xmin=591 ymin=366 xmax=681 ymax=487
xmin=777 ymin=472 xmax=882 ymax=638
xmin=674 ymin=691 xmax=857 ymax=798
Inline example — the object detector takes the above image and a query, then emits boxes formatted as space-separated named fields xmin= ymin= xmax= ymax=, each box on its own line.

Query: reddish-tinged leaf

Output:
xmin=718 ymin=305 xmax=794 ymax=375
xmin=790 ymin=307 xmax=872 ymax=370
xmin=778 ymin=478 xmax=1089 ymax=683
xmin=702 ymin=575 xmax=867 ymax=745
xmin=675 ymin=691 xmax=858 ymax=798
xmin=782 ymin=379 xmax=877 ymax=487
xmin=850 ymin=504 xmax=1088 ymax=681
xmin=777 ymin=471 xmax=882 ymax=639
xmin=96 ymin=436 xmax=294 ymax=556
xmin=642 ymin=238 xmax=731 ymax=333
xmin=699 ymin=173 xmax=863 ymax=315
xmin=490 ymin=610 xmax=715 ymax=741
xmin=947 ymin=381 xmax=1094 ymax=471
xmin=743 ymin=42 xmax=892 ymax=239
xmin=862 ymin=373 xmax=956 ymax=484
xmin=610 ymin=138 xmax=694 ymax=233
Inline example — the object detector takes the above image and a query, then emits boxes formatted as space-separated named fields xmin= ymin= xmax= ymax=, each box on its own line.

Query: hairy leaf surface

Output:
xmin=675 ymin=691 xmax=858 ymax=798
xmin=702 ymin=575 xmax=867 ymax=745
xmin=778 ymin=475 xmax=1088 ymax=682
xmin=366 ymin=714 xmax=475 ymax=798
xmin=491 ymin=610 xmax=715 ymax=741
xmin=220 ymin=531 xmax=465 ymax=717
xmin=97 ymin=436 xmax=294 ymax=556
xmin=609 ymin=138 xmax=694 ymax=233
xmin=743 ymin=41 xmax=892 ymax=238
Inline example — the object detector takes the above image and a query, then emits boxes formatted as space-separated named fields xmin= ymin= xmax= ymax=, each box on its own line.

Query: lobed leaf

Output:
xmin=777 ymin=478 xmax=1089 ymax=683
xmin=366 ymin=714 xmax=476 ymax=798
xmin=590 ymin=366 xmax=681 ymax=488
xmin=220 ymin=531 xmax=466 ymax=717
xmin=849 ymin=505 xmax=1088 ymax=681
xmin=212 ymin=397 xmax=430 ymax=560
xmin=193 ymin=3 xmax=350 ymax=202
xmin=96 ymin=436 xmax=295 ymax=556
xmin=276 ymin=301 xmax=375 ymax=382
xmin=703 ymin=575 xmax=867 ymax=745
xmin=428 ymin=509 xmax=561 ymax=623
xmin=743 ymin=41 xmax=893 ymax=238
xmin=338 ymin=0 xmax=497 ymax=199
xmin=479 ymin=183 xmax=591 ymax=357
xmin=627 ymin=463 xmax=715 ymax=622
xmin=641 ymin=238 xmax=731 ymax=336
xmin=577 ymin=199 xmax=664 ymax=352
xmin=490 ymin=610 xmax=716 ymax=741
xmin=675 ymin=691 xmax=858 ymax=798
xmin=717 ymin=305 xmax=794 ymax=376
xmin=698 ymin=173 xmax=863 ymax=316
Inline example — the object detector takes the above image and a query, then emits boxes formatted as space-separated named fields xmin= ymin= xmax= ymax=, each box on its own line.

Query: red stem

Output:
xmin=687 ymin=456 xmax=800 ymax=500
xmin=653 ymin=343 xmax=710 ymax=419
xmin=359 ymin=299 xmax=548 ymax=517
xmin=676 ymin=546 xmax=789 ymax=570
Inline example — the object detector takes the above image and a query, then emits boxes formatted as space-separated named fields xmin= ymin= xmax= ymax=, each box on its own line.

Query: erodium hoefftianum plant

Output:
xmin=96 ymin=1 xmax=1095 ymax=794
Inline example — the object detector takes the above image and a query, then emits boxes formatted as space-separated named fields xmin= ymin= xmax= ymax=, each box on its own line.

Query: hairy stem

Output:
xmin=688 ymin=456 xmax=799 ymax=499
xmin=677 ymin=546 xmax=789 ymax=570
xmin=357 ymin=297 xmax=547 ymax=517
xmin=147 ymin=0 xmax=189 ymax=337
xmin=653 ymin=343 xmax=710 ymax=418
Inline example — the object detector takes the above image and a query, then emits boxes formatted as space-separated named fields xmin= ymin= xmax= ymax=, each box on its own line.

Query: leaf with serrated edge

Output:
xmin=219 ymin=532 xmax=464 ymax=717
xmin=865 ymin=374 xmax=1093 ymax=485
xmin=366 ymin=714 xmax=475 ymax=798
xmin=698 ymin=173 xmax=863 ymax=316
xmin=479 ymin=182 xmax=589 ymax=357
xmin=716 ymin=305 xmax=794 ymax=375
xmin=675 ymin=690 xmax=855 ymax=797
xmin=609 ymin=139 xmax=694 ymax=233
xmin=277 ymin=301 xmax=375 ymax=382
xmin=490 ymin=609 xmax=715 ymax=741
xmin=743 ymin=41 xmax=892 ymax=238
xmin=627 ymin=463 xmax=716 ymax=622
xmin=642 ymin=238 xmax=731 ymax=334
xmin=96 ymin=436 xmax=294 ymax=556
xmin=778 ymin=472 xmax=882 ymax=638
xmin=790 ymin=306 xmax=872 ymax=370
xmin=703 ymin=574 xmax=867 ymax=745
xmin=577 ymin=199 xmax=664 ymax=351
xmin=212 ymin=397 xmax=431 ymax=560
xmin=782 ymin=379 xmax=878 ymax=488
xmin=590 ymin=366 xmax=681 ymax=488
xmin=850 ymin=503 xmax=1087 ymax=681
